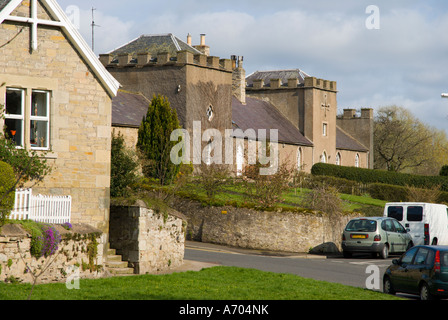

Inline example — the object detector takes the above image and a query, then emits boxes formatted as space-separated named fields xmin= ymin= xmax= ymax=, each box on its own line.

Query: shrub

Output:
xmin=312 ymin=163 xmax=448 ymax=191
xmin=111 ymin=131 xmax=139 ymax=198
xmin=440 ymin=165 xmax=448 ymax=177
xmin=195 ymin=163 xmax=232 ymax=201
xmin=367 ymin=183 xmax=409 ymax=202
xmin=0 ymin=161 xmax=16 ymax=227
xmin=241 ymin=161 xmax=293 ymax=209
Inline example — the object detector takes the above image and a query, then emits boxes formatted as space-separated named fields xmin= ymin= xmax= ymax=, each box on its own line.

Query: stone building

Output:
xmin=106 ymin=33 xmax=373 ymax=173
xmin=243 ymin=67 xmax=373 ymax=170
xmin=0 ymin=0 xmax=119 ymax=236
xmin=102 ymin=33 xmax=233 ymax=163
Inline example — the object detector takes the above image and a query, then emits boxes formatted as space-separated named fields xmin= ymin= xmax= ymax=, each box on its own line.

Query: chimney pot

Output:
xmin=187 ymin=33 xmax=192 ymax=46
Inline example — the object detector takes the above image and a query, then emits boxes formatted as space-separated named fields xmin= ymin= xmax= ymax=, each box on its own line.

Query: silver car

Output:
xmin=342 ymin=217 xmax=413 ymax=259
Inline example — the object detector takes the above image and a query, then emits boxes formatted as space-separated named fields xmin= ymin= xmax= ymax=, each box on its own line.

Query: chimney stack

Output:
xmin=193 ymin=34 xmax=210 ymax=56
xmin=232 ymin=55 xmax=246 ymax=105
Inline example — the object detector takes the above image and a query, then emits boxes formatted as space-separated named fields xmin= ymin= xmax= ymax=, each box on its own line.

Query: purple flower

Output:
xmin=40 ymin=224 xmax=62 ymax=258
xmin=62 ymin=222 xmax=73 ymax=230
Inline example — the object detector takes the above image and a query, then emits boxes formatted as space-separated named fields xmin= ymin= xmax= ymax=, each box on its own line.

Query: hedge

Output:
xmin=311 ymin=163 xmax=448 ymax=192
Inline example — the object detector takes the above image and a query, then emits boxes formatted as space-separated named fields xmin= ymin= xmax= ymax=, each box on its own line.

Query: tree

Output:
xmin=0 ymin=104 xmax=52 ymax=187
xmin=111 ymin=131 xmax=139 ymax=197
xmin=137 ymin=95 xmax=181 ymax=186
xmin=374 ymin=106 xmax=447 ymax=174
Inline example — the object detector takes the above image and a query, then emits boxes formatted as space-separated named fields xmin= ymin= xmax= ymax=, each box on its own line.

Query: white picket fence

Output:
xmin=10 ymin=189 xmax=72 ymax=224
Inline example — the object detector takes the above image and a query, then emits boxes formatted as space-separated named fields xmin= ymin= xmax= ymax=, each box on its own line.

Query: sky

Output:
xmin=57 ymin=0 xmax=448 ymax=134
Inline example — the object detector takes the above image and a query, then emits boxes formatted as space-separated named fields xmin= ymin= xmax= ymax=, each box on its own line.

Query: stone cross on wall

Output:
xmin=4 ymin=0 xmax=64 ymax=52
xmin=321 ymin=94 xmax=331 ymax=117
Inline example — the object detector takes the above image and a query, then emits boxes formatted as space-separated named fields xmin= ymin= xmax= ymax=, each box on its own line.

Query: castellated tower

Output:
xmin=337 ymin=109 xmax=374 ymax=168
xmin=99 ymin=34 xmax=233 ymax=136
xmin=246 ymin=71 xmax=339 ymax=165
xmin=100 ymin=33 xmax=233 ymax=165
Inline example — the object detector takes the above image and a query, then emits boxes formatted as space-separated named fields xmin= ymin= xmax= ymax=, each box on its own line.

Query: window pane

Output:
xmin=6 ymin=89 xmax=23 ymax=115
xmin=392 ymin=220 xmax=405 ymax=233
xmin=407 ymin=206 xmax=423 ymax=222
xmin=30 ymin=120 xmax=48 ymax=148
xmin=388 ymin=206 xmax=403 ymax=221
xmin=5 ymin=119 xmax=23 ymax=147
xmin=401 ymin=247 xmax=418 ymax=264
xmin=31 ymin=91 xmax=48 ymax=117
xmin=414 ymin=248 xmax=429 ymax=265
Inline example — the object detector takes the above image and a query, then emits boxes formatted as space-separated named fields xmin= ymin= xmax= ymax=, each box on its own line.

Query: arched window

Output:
xmin=320 ymin=151 xmax=327 ymax=164
xmin=297 ymin=147 xmax=303 ymax=171
xmin=355 ymin=153 xmax=360 ymax=168
xmin=236 ymin=144 xmax=244 ymax=176
xmin=336 ymin=152 xmax=341 ymax=166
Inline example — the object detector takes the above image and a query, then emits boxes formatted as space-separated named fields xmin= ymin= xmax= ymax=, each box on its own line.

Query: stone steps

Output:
xmin=105 ymin=246 xmax=134 ymax=276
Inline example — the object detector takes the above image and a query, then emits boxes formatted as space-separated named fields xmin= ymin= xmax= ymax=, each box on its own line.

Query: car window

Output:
xmin=401 ymin=247 xmax=418 ymax=265
xmin=388 ymin=206 xmax=403 ymax=221
xmin=381 ymin=219 xmax=395 ymax=232
xmin=414 ymin=248 xmax=430 ymax=265
xmin=407 ymin=206 xmax=423 ymax=222
xmin=426 ymin=250 xmax=435 ymax=265
xmin=346 ymin=220 xmax=377 ymax=232
xmin=392 ymin=220 xmax=406 ymax=233
xmin=442 ymin=252 xmax=448 ymax=267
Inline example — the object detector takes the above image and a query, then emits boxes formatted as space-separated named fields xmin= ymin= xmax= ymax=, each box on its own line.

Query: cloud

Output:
xmin=55 ymin=0 xmax=448 ymax=133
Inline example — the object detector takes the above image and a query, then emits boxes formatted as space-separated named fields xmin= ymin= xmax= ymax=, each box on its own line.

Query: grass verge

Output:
xmin=0 ymin=266 xmax=401 ymax=300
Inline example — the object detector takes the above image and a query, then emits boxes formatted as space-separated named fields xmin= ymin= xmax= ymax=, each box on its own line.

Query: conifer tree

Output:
xmin=137 ymin=95 xmax=181 ymax=186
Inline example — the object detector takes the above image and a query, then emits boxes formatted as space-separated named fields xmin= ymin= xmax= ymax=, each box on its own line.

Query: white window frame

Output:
xmin=30 ymin=90 xmax=50 ymax=151
xmin=4 ymin=88 xmax=25 ymax=148
xmin=322 ymin=123 xmax=328 ymax=137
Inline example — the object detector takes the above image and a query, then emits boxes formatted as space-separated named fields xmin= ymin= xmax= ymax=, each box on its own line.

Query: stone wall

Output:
xmin=170 ymin=198 xmax=357 ymax=253
xmin=0 ymin=223 xmax=105 ymax=284
xmin=109 ymin=202 xmax=186 ymax=274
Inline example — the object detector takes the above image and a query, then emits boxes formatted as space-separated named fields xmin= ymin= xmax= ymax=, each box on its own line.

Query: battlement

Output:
xmin=338 ymin=108 xmax=374 ymax=120
xmin=99 ymin=50 xmax=233 ymax=72
xmin=304 ymin=77 xmax=337 ymax=92
xmin=246 ymin=76 xmax=337 ymax=92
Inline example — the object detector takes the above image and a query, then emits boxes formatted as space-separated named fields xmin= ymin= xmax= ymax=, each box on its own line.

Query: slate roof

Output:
xmin=108 ymin=33 xmax=202 ymax=60
xmin=112 ymin=91 xmax=150 ymax=128
xmin=246 ymin=69 xmax=311 ymax=87
xmin=336 ymin=127 xmax=369 ymax=152
xmin=232 ymin=96 xmax=313 ymax=146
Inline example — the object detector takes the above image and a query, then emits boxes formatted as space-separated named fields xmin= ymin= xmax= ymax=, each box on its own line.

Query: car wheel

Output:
xmin=380 ymin=244 xmax=389 ymax=259
xmin=420 ymin=283 xmax=434 ymax=301
xmin=383 ymin=276 xmax=395 ymax=295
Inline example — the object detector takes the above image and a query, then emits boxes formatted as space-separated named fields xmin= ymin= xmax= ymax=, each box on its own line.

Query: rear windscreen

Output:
xmin=387 ymin=206 xmax=403 ymax=221
xmin=407 ymin=206 xmax=423 ymax=222
xmin=346 ymin=220 xmax=377 ymax=232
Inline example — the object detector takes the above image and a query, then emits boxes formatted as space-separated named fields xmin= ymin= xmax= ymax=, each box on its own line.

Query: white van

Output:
xmin=384 ymin=202 xmax=448 ymax=246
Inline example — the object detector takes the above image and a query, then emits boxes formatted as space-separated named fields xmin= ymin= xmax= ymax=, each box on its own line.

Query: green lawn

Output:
xmin=0 ymin=266 xmax=401 ymax=300
xmin=171 ymin=181 xmax=387 ymax=216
